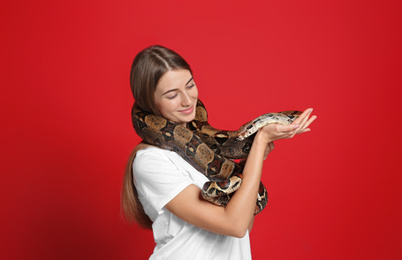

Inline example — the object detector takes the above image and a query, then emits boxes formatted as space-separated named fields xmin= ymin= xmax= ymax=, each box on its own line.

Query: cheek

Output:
xmin=192 ymin=86 xmax=199 ymax=99
xmin=157 ymin=100 xmax=177 ymax=117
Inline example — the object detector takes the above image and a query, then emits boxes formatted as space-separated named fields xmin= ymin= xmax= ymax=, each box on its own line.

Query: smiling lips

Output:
xmin=179 ymin=105 xmax=194 ymax=115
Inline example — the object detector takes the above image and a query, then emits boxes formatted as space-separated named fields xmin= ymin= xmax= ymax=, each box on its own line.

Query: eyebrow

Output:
xmin=186 ymin=77 xmax=194 ymax=85
xmin=162 ymin=77 xmax=194 ymax=96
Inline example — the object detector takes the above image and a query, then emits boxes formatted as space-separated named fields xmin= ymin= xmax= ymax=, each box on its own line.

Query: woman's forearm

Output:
xmin=223 ymin=131 xmax=270 ymax=236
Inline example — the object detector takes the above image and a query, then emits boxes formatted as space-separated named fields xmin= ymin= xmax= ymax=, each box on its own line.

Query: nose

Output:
xmin=181 ymin=91 xmax=192 ymax=107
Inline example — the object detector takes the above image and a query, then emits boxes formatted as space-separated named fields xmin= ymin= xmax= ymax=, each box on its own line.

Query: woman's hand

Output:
xmin=264 ymin=142 xmax=275 ymax=160
xmin=258 ymin=108 xmax=317 ymax=143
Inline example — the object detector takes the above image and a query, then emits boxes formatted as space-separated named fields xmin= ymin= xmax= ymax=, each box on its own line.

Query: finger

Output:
xmin=264 ymin=142 xmax=275 ymax=160
xmin=292 ymin=108 xmax=312 ymax=125
xmin=265 ymin=143 xmax=270 ymax=153
xmin=299 ymin=128 xmax=311 ymax=133
xmin=298 ymin=115 xmax=317 ymax=133
xmin=281 ymin=124 xmax=300 ymax=133
xmin=264 ymin=145 xmax=269 ymax=160
xmin=298 ymin=115 xmax=317 ymax=134
xmin=298 ymin=109 xmax=313 ymax=129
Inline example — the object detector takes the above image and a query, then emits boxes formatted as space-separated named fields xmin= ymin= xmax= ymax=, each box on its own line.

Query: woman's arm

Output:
xmin=165 ymin=108 xmax=316 ymax=237
xmin=248 ymin=216 xmax=255 ymax=233
xmin=164 ymin=131 xmax=268 ymax=238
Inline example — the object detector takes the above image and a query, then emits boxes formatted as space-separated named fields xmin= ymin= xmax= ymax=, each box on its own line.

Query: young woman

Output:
xmin=121 ymin=45 xmax=316 ymax=259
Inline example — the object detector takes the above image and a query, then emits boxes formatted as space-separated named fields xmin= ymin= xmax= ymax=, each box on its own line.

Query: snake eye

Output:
xmin=242 ymin=142 xmax=252 ymax=154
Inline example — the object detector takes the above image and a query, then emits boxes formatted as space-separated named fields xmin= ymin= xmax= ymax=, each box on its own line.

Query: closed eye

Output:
xmin=166 ymin=93 xmax=178 ymax=99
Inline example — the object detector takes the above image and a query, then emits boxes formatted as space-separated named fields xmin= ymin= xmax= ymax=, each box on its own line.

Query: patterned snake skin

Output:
xmin=132 ymin=100 xmax=301 ymax=214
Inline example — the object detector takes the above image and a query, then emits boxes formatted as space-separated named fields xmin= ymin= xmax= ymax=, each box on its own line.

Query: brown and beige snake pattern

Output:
xmin=131 ymin=100 xmax=301 ymax=214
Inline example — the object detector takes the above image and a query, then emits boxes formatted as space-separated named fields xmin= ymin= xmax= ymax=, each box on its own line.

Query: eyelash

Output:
xmin=167 ymin=84 xmax=195 ymax=99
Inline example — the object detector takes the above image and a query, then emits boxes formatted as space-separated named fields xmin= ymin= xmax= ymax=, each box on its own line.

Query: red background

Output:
xmin=1 ymin=0 xmax=401 ymax=259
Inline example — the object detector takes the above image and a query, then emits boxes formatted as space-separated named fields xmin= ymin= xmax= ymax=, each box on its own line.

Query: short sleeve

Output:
xmin=133 ymin=147 xmax=193 ymax=219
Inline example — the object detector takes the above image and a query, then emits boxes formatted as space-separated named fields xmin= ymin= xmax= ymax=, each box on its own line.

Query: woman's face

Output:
xmin=154 ymin=69 xmax=198 ymax=125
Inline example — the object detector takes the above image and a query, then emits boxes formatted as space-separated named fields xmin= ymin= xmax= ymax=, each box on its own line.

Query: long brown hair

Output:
xmin=121 ymin=45 xmax=192 ymax=229
xmin=129 ymin=45 xmax=192 ymax=114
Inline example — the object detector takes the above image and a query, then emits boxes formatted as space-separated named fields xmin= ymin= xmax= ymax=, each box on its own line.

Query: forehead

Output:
xmin=155 ymin=69 xmax=192 ymax=93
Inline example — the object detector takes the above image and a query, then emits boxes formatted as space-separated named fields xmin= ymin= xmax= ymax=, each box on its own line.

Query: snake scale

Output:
xmin=132 ymin=99 xmax=301 ymax=214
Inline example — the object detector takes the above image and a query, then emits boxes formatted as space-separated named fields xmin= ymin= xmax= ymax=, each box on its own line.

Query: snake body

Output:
xmin=132 ymin=100 xmax=301 ymax=214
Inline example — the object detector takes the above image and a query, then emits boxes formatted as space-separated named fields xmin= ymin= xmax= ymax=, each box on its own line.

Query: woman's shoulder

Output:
xmin=133 ymin=145 xmax=180 ymax=170
xmin=132 ymin=146 xmax=193 ymax=184
xmin=135 ymin=145 xmax=172 ymax=159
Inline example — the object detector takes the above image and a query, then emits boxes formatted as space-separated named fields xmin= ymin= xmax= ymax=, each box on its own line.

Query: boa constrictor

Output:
xmin=131 ymin=100 xmax=301 ymax=214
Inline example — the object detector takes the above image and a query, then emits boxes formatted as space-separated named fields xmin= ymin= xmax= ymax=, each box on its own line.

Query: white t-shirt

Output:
xmin=133 ymin=146 xmax=252 ymax=260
